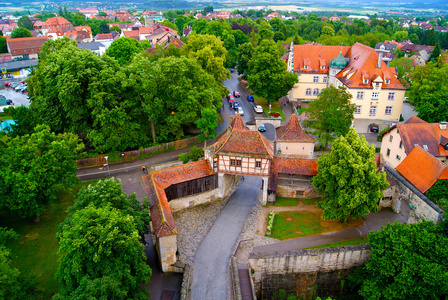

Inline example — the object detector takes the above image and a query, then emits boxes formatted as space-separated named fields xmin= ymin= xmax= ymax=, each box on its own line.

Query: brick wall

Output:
xmin=248 ymin=245 xmax=371 ymax=299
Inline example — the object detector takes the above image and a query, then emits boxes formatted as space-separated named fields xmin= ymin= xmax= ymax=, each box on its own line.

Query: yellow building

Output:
xmin=287 ymin=42 xmax=406 ymax=122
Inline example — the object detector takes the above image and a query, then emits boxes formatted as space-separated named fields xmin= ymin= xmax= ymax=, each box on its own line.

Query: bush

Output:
xmin=178 ymin=153 xmax=189 ymax=164
xmin=188 ymin=146 xmax=204 ymax=161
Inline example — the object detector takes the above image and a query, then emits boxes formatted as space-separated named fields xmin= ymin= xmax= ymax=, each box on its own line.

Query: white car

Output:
xmin=237 ymin=107 xmax=244 ymax=115
xmin=253 ymin=105 xmax=263 ymax=113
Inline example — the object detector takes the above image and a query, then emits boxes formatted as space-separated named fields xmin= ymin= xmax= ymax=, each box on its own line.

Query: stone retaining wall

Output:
xmin=169 ymin=188 xmax=219 ymax=212
xmin=248 ymin=245 xmax=371 ymax=299
xmin=384 ymin=164 xmax=443 ymax=223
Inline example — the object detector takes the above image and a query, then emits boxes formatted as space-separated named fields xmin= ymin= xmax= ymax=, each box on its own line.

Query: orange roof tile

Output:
xmin=228 ymin=114 xmax=248 ymax=131
xmin=292 ymin=44 xmax=350 ymax=74
xmin=151 ymin=160 xmax=214 ymax=188
xmin=7 ymin=36 xmax=48 ymax=55
xmin=269 ymin=157 xmax=318 ymax=190
xmin=396 ymin=146 xmax=448 ymax=193
xmin=276 ymin=114 xmax=316 ymax=143
xmin=405 ymin=115 xmax=426 ymax=124
xmin=123 ymin=30 xmax=139 ymax=40
xmin=215 ymin=129 xmax=274 ymax=158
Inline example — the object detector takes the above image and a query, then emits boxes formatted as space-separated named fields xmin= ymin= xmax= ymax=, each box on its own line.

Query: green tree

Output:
xmin=195 ymin=108 xmax=217 ymax=148
xmin=247 ymin=40 xmax=298 ymax=103
xmin=110 ymin=25 xmax=121 ymax=34
xmin=18 ymin=16 xmax=33 ymax=30
xmin=408 ymin=61 xmax=448 ymax=122
xmin=183 ymin=34 xmax=230 ymax=95
xmin=69 ymin=178 xmax=150 ymax=234
xmin=106 ymin=37 xmax=142 ymax=66
xmin=313 ymin=128 xmax=388 ymax=222
xmin=409 ymin=32 xmax=419 ymax=44
xmin=430 ymin=42 xmax=441 ymax=62
xmin=321 ymin=25 xmax=335 ymax=36
xmin=425 ymin=180 xmax=448 ymax=211
xmin=303 ymin=86 xmax=355 ymax=149
xmin=258 ymin=21 xmax=273 ymax=40
xmin=161 ymin=20 xmax=178 ymax=31
xmin=389 ymin=57 xmax=413 ymax=85
xmin=237 ymin=42 xmax=253 ymax=77
xmin=0 ymin=36 xmax=7 ymax=53
xmin=98 ymin=20 xmax=110 ymax=34
xmin=0 ymin=125 xmax=83 ymax=219
xmin=4 ymin=106 xmax=40 ymax=138
xmin=10 ymin=27 xmax=33 ymax=39
xmin=349 ymin=221 xmax=448 ymax=299
xmin=393 ymin=30 xmax=408 ymax=41
xmin=0 ymin=228 xmax=39 ymax=299
xmin=56 ymin=205 xmax=152 ymax=298
xmin=175 ymin=15 xmax=188 ymax=35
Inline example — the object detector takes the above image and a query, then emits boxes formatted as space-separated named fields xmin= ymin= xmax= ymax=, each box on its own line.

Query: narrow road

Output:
xmin=190 ymin=176 xmax=261 ymax=299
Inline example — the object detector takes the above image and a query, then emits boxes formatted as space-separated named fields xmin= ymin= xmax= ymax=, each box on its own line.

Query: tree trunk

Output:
xmin=150 ymin=120 xmax=156 ymax=144
xmin=33 ymin=215 xmax=40 ymax=223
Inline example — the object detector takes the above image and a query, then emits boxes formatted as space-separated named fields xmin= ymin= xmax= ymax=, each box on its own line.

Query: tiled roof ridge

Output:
xmin=151 ymin=174 xmax=177 ymax=236
xmin=258 ymin=131 xmax=274 ymax=158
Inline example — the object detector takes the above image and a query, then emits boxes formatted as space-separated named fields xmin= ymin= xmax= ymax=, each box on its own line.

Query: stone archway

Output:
xmin=255 ymin=117 xmax=282 ymax=128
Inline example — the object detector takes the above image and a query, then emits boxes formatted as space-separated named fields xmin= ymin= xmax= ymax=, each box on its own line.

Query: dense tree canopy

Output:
xmin=247 ymin=40 xmax=298 ymax=103
xmin=10 ymin=27 xmax=32 ymax=39
xmin=56 ymin=204 xmax=152 ymax=298
xmin=18 ymin=16 xmax=33 ymax=30
xmin=408 ymin=60 xmax=448 ymax=123
xmin=313 ymin=128 xmax=389 ymax=222
xmin=349 ymin=221 xmax=448 ymax=299
xmin=105 ymin=37 xmax=143 ymax=65
xmin=0 ymin=36 xmax=7 ymax=53
xmin=0 ymin=125 xmax=83 ymax=219
xmin=303 ymin=86 xmax=355 ymax=149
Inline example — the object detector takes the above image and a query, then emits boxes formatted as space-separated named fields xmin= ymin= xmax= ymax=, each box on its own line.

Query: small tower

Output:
xmin=328 ymin=45 xmax=349 ymax=86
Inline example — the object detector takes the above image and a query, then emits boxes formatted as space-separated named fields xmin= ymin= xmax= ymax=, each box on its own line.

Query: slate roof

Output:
xmin=268 ymin=157 xmax=318 ymax=191
xmin=0 ymin=59 xmax=38 ymax=71
xmin=276 ymin=114 xmax=316 ymax=143
xmin=396 ymin=146 xmax=448 ymax=193
xmin=78 ymin=42 xmax=105 ymax=51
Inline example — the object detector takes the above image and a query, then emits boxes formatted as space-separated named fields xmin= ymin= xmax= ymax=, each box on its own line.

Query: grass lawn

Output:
xmin=253 ymin=95 xmax=285 ymax=121
xmin=271 ymin=197 xmax=323 ymax=206
xmin=302 ymin=236 xmax=369 ymax=249
xmin=0 ymin=180 xmax=97 ymax=299
xmin=0 ymin=113 xmax=12 ymax=122
xmin=270 ymin=210 xmax=365 ymax=241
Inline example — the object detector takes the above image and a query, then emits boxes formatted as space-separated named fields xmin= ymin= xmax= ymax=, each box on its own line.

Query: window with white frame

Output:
xmin=389 ymin=135 xmax=393 ymax=142
xmin=399 ymin=141 xmax=403 ymax=149
xmin=385 ymin=106 xmax=393 ymax=115
xmin=369 ymin=105 xmax=377 ymax=116
xmin=313 ymin=76 xmax=319 ymax=83
xmin=255 ymin=161 xmax=261 ymax=168
xmin=320 ymin=65 xmax=325 ymax=70
xmin=304 ymin=65 xmax=309 ymax=70
xmin=363 ymin=79 xmax=369 ymax=84
xmin=388 ymin=92 xmax=395 ymax=100
xmin=313 ymin=88 xmax=319 ymax=95
xmin=354 ymin=105 xmax=362 ymax=114
xmin=357 ymin=91 xmax=364 ymax=99
xmin=385 ymin=79 xmax=390 ymax=84
xmin=396 ymin=155 xmax=401 ymax=161
xmin=372 ymin=92 xmax=379 ymax=100
xmin=375 ymin=82 xmax=381 ymax=88
xmin=305 ymin=88 xmax=312 ymax=96
xmin=323 ymin=76 xmax=328 ymax=83
xmin=386 ymin=148 xmax=390 ymax=157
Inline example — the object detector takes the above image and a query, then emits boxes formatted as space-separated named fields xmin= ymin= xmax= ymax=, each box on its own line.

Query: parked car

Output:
xmin=246 ymin=95 xmax=254 ymax=102
xmin=253 ymin=105 xmax=263 ymax=113
xmin=233 ymin=102 xmax=241 ymax=110
xmin=0 ymin=95 xmax=5 ymax=100
xmin=229 ymin=68 xmax=234 ymax=73
xmin=369 ymin=123 xmax=379 ymax=133
xmin=5 ymin=99 xmax=13 ymax=105
xmin=227 ymin=94 xmax=235 ymax=102
xmin=233 ymin=90 xmax=240 ymax=97
xmin=18 ymin=85 xmax=27 ymax=93
xmin=404 ymin=97 xmax=409 ymax=103
xmin=258 ymin=124 xmax=266 ymax=132
xmin=229 ymin=99 xmax=235 ymax=108
xmin=237 ymin=107 xmax=244 ymax=115
xmin=19 ymin=80 xmax=26 ymax=84
xmin=4 ymin=81 xmax=11 ymax=87
xmin=15 ymin=84 xmax=26 ymax=91
xmin=10 ymin=82 xmax=21 ymax=89
xmin=21 ymin=86 xmax=28 ymax=93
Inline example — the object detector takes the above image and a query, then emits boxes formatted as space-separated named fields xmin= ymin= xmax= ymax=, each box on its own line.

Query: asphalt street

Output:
xmin=190 ymin=176 xmax=261 ymax=299
xmin=0 ymin=87 xmax=30 ymax=107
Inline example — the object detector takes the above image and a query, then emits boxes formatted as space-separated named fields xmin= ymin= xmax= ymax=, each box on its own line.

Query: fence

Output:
xmin=77 ymin=136 xmax=201 ymax=168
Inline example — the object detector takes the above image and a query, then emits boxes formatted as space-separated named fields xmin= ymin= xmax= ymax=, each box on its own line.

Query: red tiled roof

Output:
xmin=123 ymin=30 xmax=139 ymax=40
xmin=95 ymin=33 xmax=113 ymax=40
xmin=7 ymin=36 xmax=48 ymax=55
xmin=292 ymin=44 xmax=350 ymax=74
xmin=405 ymin=115 xmax=426 ymax=124
xmin=397 ymin=121 xmax=448 ymax=158
xmin=396 ymin=146 xmax=448 ymax=193
xmin=276 ymin=114 xmax=316 ymax=143
xmin=228 ymin=114 xmax=248 ymax=131
xmin=268 ymin=157 xmax=318 ymax=190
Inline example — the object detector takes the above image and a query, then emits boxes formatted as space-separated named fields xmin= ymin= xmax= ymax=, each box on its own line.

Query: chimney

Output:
xmin=440 ymin=121 xmax=447 ymax=130
xmin=378 ymin=52 xmax=383 ymax=68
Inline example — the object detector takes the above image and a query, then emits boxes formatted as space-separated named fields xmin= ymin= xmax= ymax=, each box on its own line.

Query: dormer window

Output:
xmin=304 ymin=65 xmax=309 ymax=70
xmin=320 ymin=65 xmax=325 ymax=70
xmin=385 ymin=79 xmax=390 ymax=84
xmin=363 ymin=79 xmax=369 ymax=84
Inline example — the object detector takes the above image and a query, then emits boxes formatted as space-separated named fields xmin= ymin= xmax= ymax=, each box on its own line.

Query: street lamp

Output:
xmin=104 ymin=156 xmax=110 ymax=177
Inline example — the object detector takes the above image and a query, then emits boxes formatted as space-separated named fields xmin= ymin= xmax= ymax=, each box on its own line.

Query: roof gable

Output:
xmin=396 ymin=146 xmax=448 ymax=193
xmin=397 ymin=122 xmax=448 ymax=157
xmin=7 ymin=36 xmax=48 ymax=52
xmin=276 ymin=114 xmax=316 ymax=143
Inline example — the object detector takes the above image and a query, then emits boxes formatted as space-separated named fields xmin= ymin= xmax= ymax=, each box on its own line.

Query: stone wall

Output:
xmin=276 ymin=184 xmax=318 ymax=199
xmin=248 ymin=245 xmax=371 ymax=300
xmin=384 ymin=164 xmax=443 ymax=223
xmin=223 ymin=173 xmax=237 ymax=198
xmin=169 ymin=188 xmax=219 ymax=212
xmin=157 ymin=234 xmax=178 ymax=273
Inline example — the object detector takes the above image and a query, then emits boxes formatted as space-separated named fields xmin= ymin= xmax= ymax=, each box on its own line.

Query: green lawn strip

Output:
xmin=302 ymin=236 xmax=369 ymax=250
xmin=0 ymin=113 xmax=12 ymax=122
xmin=274 ymin=197 xmax=299 ymax=206
xmin=301 ymin=197 xmax=323 ymax=205
xmin=253 ymin=95 xmax=285 ymax=121
xmin=270 ymin=210 xmax=364 ymax=241
xmin=0 ymin=180 xmax=97 ymax=299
